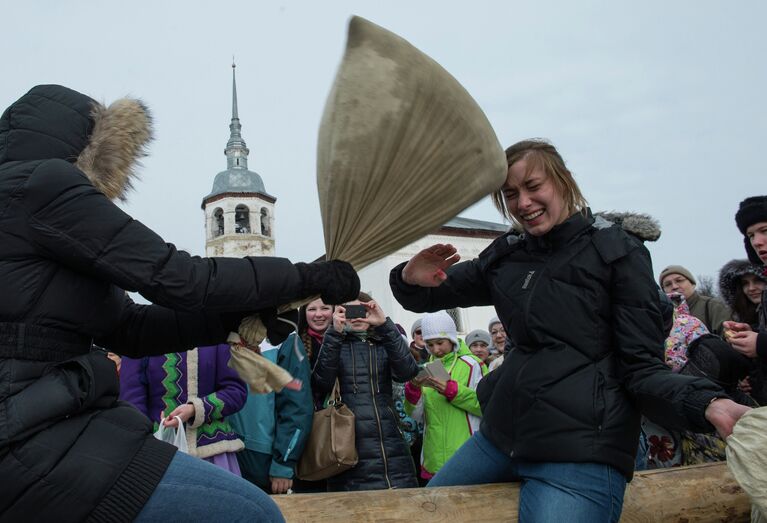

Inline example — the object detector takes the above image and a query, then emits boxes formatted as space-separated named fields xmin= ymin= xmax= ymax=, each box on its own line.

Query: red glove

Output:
xmin=443 ymin=380 xmax=458 ymax=402
xmin=405 ymin=381 xmax=422 ymax=404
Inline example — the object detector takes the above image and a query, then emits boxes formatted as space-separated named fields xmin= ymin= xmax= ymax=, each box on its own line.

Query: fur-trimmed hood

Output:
xmin=594 ymin=211 xmax=661 ymax=242
xmin=0 ymin=84 xmax=152 ymax=200
xmin=718 ymin=258 xmax=767 ymax=309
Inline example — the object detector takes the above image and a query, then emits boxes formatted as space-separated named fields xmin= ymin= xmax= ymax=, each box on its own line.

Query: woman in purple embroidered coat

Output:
xmin=120 ymin=344 xmax=247 ymax=474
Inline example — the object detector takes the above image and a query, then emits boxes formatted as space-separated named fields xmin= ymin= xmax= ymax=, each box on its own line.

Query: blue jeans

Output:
xmin=135 ymin=451 xmax=284 ymax=522
xmin=429 ymin=431 xmax=626 ymax=523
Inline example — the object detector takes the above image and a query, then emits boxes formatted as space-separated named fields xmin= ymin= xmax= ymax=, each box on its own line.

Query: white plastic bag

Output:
xmin=153 ymin=416 xmax=188 ymax=453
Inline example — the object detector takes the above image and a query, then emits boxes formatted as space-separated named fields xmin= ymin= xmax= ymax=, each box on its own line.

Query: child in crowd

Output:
xmin=404 ymin=311 xmax=487 ymax=482
xmin=228 ymin=310 xmax=314 ymax=493
xmin=465 ymin=329 xmax=492 ymax=364
xmin=120 ymin=345 xmax=247 ymax=474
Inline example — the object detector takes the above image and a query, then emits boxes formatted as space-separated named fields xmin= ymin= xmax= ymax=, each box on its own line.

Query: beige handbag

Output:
xmin=297 ymin=380 xmax=358 ymax=481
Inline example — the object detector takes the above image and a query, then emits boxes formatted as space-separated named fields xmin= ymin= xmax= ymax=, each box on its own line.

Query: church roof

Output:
xmin=205 ymin=168 xmax=270 ymax=199
xmin=442 ymin=216 xmax=508 ymax=233
xmin=203 ymin=63 xmax=273 ymax=204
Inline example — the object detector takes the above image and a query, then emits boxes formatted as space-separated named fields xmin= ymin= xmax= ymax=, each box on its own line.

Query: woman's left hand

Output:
xmin=364 ymin=300 xmax=386 ymax=327
xmin=163 ymin=404 xmax=195 ymax=427
xmin=729 ymin=331 xmax=758 ymax=358
xmin=704 ymin=398 xmax=750 ymax=439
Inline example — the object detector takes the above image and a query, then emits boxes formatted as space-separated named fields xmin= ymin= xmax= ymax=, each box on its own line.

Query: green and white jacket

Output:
xmin=404 ymin=340 xmax=487 ymax=477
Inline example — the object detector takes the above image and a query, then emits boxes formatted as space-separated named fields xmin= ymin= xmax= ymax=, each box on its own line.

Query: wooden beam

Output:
xmin=272 ymin=462 xmax=751 ymax=522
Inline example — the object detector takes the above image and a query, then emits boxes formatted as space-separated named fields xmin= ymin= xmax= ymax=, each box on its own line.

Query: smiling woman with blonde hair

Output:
xmin=390 ymin=138 xmax=749 ymax=521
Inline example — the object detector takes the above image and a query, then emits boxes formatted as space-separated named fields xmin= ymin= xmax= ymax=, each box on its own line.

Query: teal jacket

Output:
xmin=228 ymin=333 xmax=313 ymax=478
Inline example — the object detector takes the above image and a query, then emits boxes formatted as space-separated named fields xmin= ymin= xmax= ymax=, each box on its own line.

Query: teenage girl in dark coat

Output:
xmin=312 ymin=293 xmax=419 ymax=491
xmin=390 ymin=139 xmax=749 ymax=522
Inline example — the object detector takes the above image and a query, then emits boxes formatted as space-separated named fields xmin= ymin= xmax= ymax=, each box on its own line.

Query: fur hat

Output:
xmin=465 ymin=329 xmax=491 ymax=347
xmin=659 ymin=265 xmax=696 ymax=287
xmin=488 ymin=316 xmax=502 ymax=332
xmin=1 ymin=85 xmax=152 ymax=202
xmin=75 ymin=97 xmax=153 ymax=201
xmin=421 ymin=311 xmax=458 ymax=347
xmin=718 ymin=259 xmax=767 ymax=309
xmin=735 ymin=196 xmax=767 ymax=264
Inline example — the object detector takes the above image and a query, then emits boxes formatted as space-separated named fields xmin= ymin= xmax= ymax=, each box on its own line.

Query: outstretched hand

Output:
xmin=704 ymin=398 xmax=750 ymax=439
xmin=401 ymin=244 xmax=461 ymax=287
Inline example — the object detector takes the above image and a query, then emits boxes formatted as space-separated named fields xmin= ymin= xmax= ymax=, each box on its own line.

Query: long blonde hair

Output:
xmin=491 ymin=139 xmax=588 ymax=228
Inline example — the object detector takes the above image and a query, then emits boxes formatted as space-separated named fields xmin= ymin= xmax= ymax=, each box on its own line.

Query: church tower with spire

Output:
xmin=202 ymin=63 xmax=276 ymax=257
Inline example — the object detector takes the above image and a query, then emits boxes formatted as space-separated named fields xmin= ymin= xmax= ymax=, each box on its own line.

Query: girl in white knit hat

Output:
xmin=403 ymin=311 xmax=486 ymax=482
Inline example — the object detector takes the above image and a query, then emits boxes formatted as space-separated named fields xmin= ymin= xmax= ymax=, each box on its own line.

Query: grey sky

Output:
xmin=4 ymin=1 xmax=765 ymax=291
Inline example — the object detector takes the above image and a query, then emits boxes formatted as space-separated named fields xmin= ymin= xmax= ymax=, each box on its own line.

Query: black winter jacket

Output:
xmin=0 ymin=85 xmax=309 ymax=521
xmin=391 ymin=211 xmax=725 ymax=479
xmin=312 ymin=319 xmax=419 ymax=491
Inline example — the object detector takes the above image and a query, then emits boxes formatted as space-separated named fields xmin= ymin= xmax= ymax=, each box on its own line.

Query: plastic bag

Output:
xmin=153 ymin=416 xmax=188 ymax=453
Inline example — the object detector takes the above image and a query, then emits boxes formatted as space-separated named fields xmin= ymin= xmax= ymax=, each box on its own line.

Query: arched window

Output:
xmin=213 ymin=208 xmax=224 ymax=237
xmin=235 ymin=205 xmax=251 ymax=234
xmin=260 ymin=208 xmax=271 ymax=237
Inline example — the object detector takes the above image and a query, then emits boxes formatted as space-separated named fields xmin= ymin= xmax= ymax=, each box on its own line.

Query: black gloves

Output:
xmin=295 ymin=260 xmax=360 ymax=305
xmin=260 ymin=308 xmax=299 ymax=345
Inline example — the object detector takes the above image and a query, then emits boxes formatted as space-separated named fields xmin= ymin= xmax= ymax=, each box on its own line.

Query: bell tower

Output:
xmin=202 ymin=63 xmax=276 ymax=256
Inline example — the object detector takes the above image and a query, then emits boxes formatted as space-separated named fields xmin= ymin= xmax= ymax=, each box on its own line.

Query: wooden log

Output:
xmin=272 ymin=462 xmax=751 ymax=522
xmin=622 ymin=462 xmax=751 ymax=523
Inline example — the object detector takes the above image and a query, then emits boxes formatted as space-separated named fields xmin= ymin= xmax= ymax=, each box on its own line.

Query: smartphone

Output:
xmin=344 ymin=304 xmax=368 ymax=319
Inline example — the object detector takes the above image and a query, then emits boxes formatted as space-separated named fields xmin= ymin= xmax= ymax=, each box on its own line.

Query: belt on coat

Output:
xmin=0 ymin=322 xmax=92 ymax=362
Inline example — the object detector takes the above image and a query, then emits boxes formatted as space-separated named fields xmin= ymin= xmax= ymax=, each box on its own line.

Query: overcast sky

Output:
xmin=4 ymin=1 xmax=765 ymax=290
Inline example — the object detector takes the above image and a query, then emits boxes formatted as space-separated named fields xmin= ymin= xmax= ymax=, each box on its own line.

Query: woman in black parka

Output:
xmin=312 ymin=293 xmax=419 ymax=491
xmin=389 ymin=139 xmax=749 ymax=522
xmin=0 ymin=85 xmax=359 ymax=522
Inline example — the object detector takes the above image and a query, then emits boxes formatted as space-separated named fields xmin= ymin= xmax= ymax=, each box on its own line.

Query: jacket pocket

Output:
xmin=593 ymin=370 xmax=606 ymax=432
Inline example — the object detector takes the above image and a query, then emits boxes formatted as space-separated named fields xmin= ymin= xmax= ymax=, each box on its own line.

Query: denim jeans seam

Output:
xmin=607 ymin=466 xmax=616 ymax=521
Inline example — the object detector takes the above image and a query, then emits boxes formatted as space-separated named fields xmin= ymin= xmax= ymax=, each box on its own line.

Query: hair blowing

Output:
xmin=491 ymin=139 xmax=588 ymax=227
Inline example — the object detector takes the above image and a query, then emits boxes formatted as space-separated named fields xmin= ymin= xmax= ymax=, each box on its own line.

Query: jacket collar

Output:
xmin=525 ymin=209 xmax=594 ymax=253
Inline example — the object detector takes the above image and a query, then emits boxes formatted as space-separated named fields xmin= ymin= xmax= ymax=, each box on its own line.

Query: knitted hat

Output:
xmin=488 ymin=316 xmax=502 ymax=332
xmin=410 ymin=318 xmax=423 ymax=338
xmin=735 ymin=196 xmax=767 ymax=264
xmin=421 ymin=311 xmax=458 ymax=347
xmin=659 ymin=265 xmax=697 ymax=287
xmin=465 ymin=329 xmax=491 ymax=347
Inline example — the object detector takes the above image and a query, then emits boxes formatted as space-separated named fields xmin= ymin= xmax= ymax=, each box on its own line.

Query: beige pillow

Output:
xmin=317 ymin=16 xmax=507 ymax=269
xmin=234 ymin=16 xmax=507 ymax=372
xmin=726 ymin=407 xmax=767 ymax=519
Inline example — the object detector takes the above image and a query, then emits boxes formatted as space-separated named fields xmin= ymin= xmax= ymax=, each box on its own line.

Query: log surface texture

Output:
xmin=272 ymin=462 xmax=751 ymax=522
